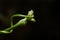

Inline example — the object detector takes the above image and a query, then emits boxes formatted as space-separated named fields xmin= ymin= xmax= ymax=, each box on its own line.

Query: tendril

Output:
xmin=0 ymin=10 xmax=36 ymax=34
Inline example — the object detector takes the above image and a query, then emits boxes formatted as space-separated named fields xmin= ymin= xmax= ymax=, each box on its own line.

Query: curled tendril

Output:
xmin=0 ymin=10 xmax=36 ymax=34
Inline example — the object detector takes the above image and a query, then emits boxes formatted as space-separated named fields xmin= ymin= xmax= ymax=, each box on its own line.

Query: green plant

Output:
xmin=0 ymin=10 xmax=36 ymax=34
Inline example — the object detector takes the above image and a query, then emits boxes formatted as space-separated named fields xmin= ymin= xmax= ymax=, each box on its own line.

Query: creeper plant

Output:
xmin=0 ymin=10 xmax=36 ymax=34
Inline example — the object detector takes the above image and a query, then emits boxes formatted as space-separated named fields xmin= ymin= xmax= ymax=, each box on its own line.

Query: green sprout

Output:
xmin=0 ymin=10 xmax=36 ymax=34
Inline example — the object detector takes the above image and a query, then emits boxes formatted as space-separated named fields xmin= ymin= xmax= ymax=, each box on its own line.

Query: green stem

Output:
xmin=0 ymin=10 xmax=36 ymax=34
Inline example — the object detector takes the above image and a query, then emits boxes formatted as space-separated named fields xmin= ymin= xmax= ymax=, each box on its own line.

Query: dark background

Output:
xmin=0 ymin=0 xmax=58 ymax=40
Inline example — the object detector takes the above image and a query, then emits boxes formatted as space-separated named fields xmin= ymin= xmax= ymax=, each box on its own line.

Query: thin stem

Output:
xmin=0 ymin=10 xmax=36 ymax=34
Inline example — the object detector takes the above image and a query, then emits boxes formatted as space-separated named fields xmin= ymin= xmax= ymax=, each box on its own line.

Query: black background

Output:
xmin=0 ymin=0 xmax=58 ymax=40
